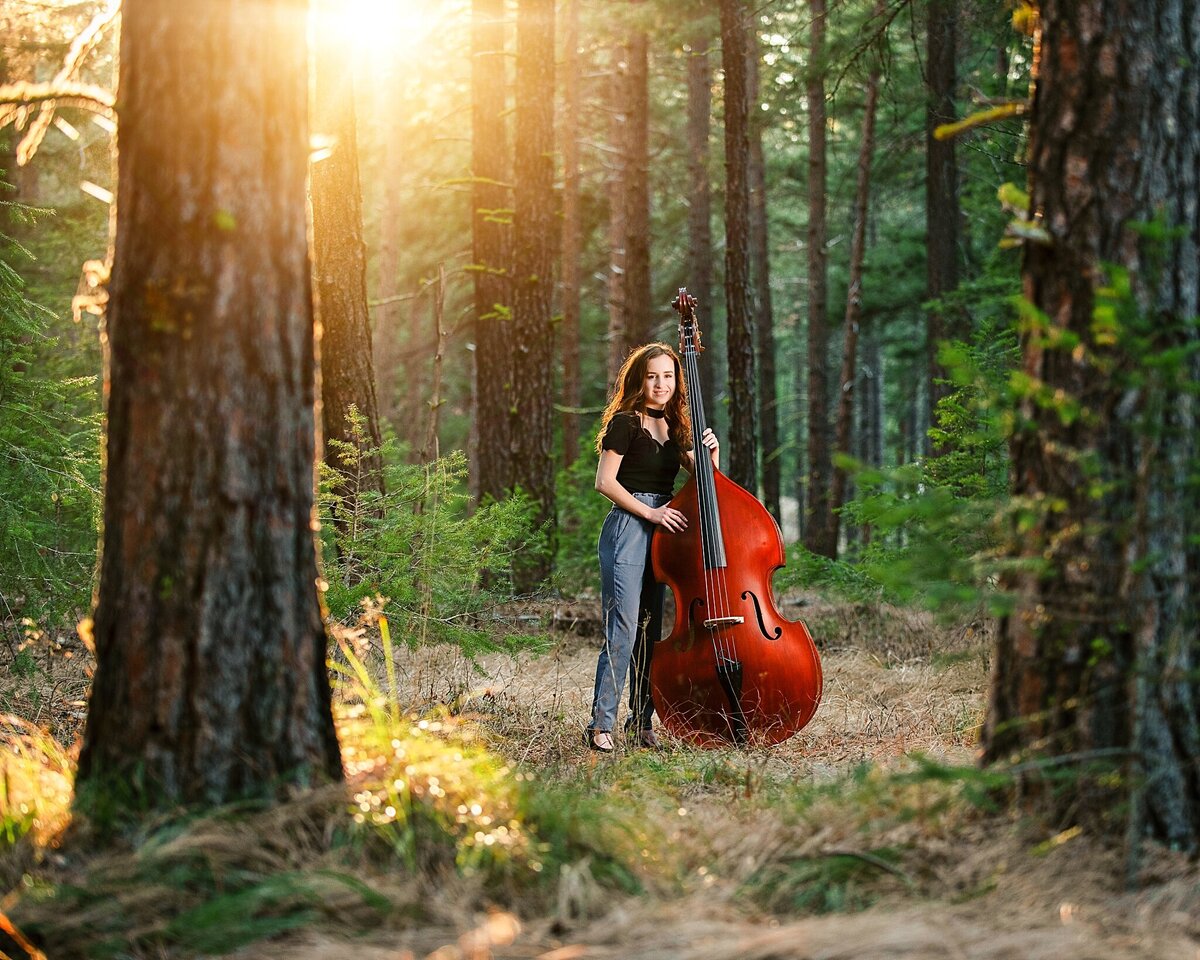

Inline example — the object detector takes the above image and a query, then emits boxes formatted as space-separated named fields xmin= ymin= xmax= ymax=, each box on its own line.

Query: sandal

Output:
xmin=585 ymin=730 xmax=615 ymax=753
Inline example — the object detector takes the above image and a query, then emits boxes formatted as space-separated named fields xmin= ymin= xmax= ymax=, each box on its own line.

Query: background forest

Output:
xmin=0 ymin=0 xmax=1198 ymax=958
xmin=2 ymin=0 xmax=1027 ymax=626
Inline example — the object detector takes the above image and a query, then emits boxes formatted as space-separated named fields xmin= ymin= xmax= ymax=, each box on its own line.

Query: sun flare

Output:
xmin=337 ymin=0 xmax=434 ymax=58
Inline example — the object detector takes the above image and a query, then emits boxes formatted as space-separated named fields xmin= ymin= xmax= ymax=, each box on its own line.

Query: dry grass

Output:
xmin=413 ymin=598 xmax=989 ymax=777
xmin=1 ymin=600 xmax=1198 ymax=959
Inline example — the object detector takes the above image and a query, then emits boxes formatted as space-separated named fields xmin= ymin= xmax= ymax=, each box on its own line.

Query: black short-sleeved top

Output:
xmin=600 ymin=411 xmax=684 ymax=495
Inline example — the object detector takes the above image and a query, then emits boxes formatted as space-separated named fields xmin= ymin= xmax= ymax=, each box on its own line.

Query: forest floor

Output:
xmin=2 ymin=595 xmax=1199 ymax=959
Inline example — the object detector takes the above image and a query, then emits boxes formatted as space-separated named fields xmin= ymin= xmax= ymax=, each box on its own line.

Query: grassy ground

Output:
xmin=0 ymin=596 xmax=1197 ymax=959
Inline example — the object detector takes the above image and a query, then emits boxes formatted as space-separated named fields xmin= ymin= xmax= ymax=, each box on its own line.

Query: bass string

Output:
xmin=683 ymin=340 xmax=738 ymax=667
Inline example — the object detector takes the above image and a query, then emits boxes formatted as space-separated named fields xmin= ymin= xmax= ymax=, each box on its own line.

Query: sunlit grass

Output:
xmin=333 ymin=616 xmax=539 ymax=878
xmin=0 ymin=714 xmax=73 ymax=851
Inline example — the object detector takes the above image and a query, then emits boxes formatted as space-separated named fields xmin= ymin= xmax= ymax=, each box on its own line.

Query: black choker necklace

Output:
xmin=643 ymin=407 xmax=666 ymax=419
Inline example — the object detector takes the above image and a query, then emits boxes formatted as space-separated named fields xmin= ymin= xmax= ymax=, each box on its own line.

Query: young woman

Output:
xmin=585 ymin=343 xmax=719 ymax=752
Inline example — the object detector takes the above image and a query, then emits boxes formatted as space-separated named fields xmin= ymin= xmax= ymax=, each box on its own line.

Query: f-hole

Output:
xmin=741 ymin=590 xmax=782 ymax=641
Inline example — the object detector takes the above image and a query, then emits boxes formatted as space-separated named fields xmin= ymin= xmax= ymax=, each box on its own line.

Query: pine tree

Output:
xmin=76 ymin=0 xmax=341 ymax=813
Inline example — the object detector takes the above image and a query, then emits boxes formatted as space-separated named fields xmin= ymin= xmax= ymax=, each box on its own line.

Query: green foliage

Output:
xmin=0 ymin=193 xmax=100 ymax=635
xmin=926 ymin=288 xmax=1021 ymax=497
xmin=774 ymin=542 xmax=888 ymax=604
xmin=747 ymin=846 xmax=905 ymax=914
xmin=159 ymin=872 xmax=376 ymax=955
xmin=553 ymin=428 xmax=609 ymax=595
xmin=14 ymin=827 xmax=392 ymax=958
xmin=826 ymin=306 xmax=1020 ymax=614
xmin=320 ymin=406 xmax=544 ymax=655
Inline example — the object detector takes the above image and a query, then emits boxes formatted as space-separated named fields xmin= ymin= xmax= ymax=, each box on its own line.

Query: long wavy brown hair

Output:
xmin=595 ymin=342 xmax=693 ymax=453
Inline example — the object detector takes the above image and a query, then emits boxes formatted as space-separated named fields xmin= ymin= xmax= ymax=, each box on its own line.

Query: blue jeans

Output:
xmin=588 ymin=492 xmax=670 ymax=734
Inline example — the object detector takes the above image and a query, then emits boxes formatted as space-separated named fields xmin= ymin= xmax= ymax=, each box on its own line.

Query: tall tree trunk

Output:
xmin=623 ymin=26 xmax=652 ymax=351
xmin=747 ymin=28 xmax=779 ymax=523
xmin=311 ymin=0 xmax=384 ymax=507
xmin=803 ymin=0 xmax=834 ymax=557
xmin=471 ymin=0 xmax=513 ymax=501
xmin=559 ymin=0 xmax=582 ymax=466
xmin=685 ymin=31 xmax=716 ymax=410
xmin=421 ymin=265 xmax=447 ymax=464
xmin=857 ymin=314 xmax=881 ymax=547
xmin=983 ymin=0 xmax=1200 ymax=851
xmin=76 ymin=0 xmax=341 ymax=813
xmin=925 ymin=0 xmax=961 ymax=446
xmin=510 ymin=0 xmax=556 ymax=587
xmin=606 ymin=42 xmax=629 ymax=383
xmin=372 ymin=64 xmax=426 ymax=450
xmin=374 ymin=61 xmax=409 ymax=431
xmin=720 ymin=0 xmax=757 ymax=491
xmin=830 ymin=10 xmax=883 ymax=554
xmin=864 ymin=317 xmax=883 ymax=470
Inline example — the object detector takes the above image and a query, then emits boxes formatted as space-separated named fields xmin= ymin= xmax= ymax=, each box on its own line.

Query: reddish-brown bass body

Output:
xmin=649 ymin=289 xmax=822 ymax=747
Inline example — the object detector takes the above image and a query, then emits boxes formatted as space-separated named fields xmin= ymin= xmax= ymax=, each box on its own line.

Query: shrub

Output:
xmin=319 ymin=407 xmax=544 ymax=656
xmin=0 ymin=194 xmax=101 ymax=636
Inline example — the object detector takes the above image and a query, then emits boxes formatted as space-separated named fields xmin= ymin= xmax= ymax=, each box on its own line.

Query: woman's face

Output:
xmin=642 ymin=354 xmax=676 ymax=409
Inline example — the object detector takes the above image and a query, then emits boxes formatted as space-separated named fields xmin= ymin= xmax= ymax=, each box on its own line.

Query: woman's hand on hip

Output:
xmin=648 ymin=504 xmax=688 ymax=533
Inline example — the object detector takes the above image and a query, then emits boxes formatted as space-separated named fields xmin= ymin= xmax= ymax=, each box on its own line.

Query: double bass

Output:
xmin=650 ymin=290 xmax=823 ymax=747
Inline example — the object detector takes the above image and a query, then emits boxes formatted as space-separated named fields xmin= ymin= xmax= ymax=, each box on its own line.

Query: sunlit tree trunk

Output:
xmin=685 ymin=29 xmax=717 ymax=410
xmin=606 ymin=42 xmax=628 ymax=383
xmin=471 ymin=0 xmax=513 ymax=501
xmin=747 ymin=29 xmax=779 ymax=523
xmin=373 ymin=63 xmax=408 ymax=431
xmin=983 ymin=0 xmax=1200 ymax=852
xmin=311 ymin=0 xmax=384 ymax=508
xmin=926 ymin=0 xmax=961 ymax=447
xmin=623 ymin=24 xmax=652 ymax=351
xmin=720 ymin=0 xmax=757 ymax=492
xmin=803 ymin=0 xmax=834 ymax=557
xmin=830 ymin=8 xmax=883 ymax=554
xmin=76 ymin=0 xmax=341 ymax=813
xmin=559 ymin=0 xmax=582 ymax=466
xmin=510 ymin=0 xmax=556 ymax=587
xmin=372 ymin=62 xmax=427 ymax=450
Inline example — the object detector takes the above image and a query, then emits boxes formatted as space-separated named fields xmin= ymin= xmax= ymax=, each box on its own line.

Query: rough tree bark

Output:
xmin=606 ymin=41 xmax=629 ymax=384
xmin=720 ymin=0 xmax=758 ymax=492
xmin=373 ymin=60 xmax=410 ymax=430
xmin=747 ymin=28 xmax=780 ymax=524
xmin=925 ymin=0 xmax=961 ymax=444
xmin=685 ymin=30 xmax=717 ymax=410
xmin=830 ymin=8 xmax=883 ymax=553
xmin=471 ymin=0 xmax=513 ymax=501
xmin=559 ymin=0 xmax=582 ymax=466
xmin=803 ymin=0 xmax=834 ymax=557
xmin=982 ymin=0 xmax=1200 ymax=852
xmin=311 ymin=0 xmax=384 ymax=506
xmin=510 ymin=0 xmax=556 ymax=587
xmin=623 ymin=21 xmax=652 ymax=353
xmin=76 ymin=0 xmax=341 ymax=812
